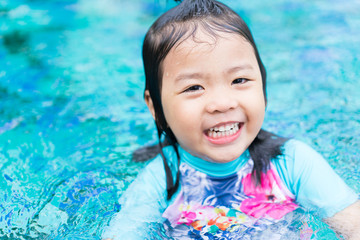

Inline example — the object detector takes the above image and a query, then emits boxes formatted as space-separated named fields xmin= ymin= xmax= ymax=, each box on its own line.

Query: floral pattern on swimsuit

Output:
xmin=162 ymin=160 xmax=298 ymax=238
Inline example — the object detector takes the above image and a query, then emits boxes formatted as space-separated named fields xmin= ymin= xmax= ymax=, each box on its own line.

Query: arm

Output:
xmin=101 ymin=156 xmax=169 ymax=240
xmin=326 ymin=200 xmax=360 ymax=240
xmin=275 ymin=140 xmax=359 ymax=236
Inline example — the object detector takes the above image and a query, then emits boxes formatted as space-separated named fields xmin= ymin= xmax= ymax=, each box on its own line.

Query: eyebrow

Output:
xmin=174 ymin=64 xmax=254 ymax=82
xmin=174 ymin=72 xmax=204 ymax=82
xmin=225 ymin=64 xmax=254 ymax=74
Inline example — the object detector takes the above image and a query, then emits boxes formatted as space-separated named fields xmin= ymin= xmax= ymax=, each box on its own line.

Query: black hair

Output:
xmin=137 ymin=0 xmax=287 ymax=200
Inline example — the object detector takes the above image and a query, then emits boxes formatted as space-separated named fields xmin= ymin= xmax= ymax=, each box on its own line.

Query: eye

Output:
xmin=183 ymin=85 xmax=204 ymax=93
xmin=232 ymin=78 xmax=248 ymax=85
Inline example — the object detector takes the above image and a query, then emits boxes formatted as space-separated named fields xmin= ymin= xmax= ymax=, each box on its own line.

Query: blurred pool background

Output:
xmin=0 ymin=0 xmax=359 ymax=239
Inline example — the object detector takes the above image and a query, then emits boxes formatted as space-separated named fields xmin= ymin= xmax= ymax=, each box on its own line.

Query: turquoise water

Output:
xmin=0 ymin=0 xmax=359 ymax=239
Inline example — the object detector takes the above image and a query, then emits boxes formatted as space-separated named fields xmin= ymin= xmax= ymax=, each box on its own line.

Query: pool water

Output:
xmin=0 ymin=0 xmax=359 ymax=239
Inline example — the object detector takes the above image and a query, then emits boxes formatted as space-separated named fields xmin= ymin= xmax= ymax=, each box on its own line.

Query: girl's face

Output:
xmin=147 ymin=30 xmax=265 ymax=163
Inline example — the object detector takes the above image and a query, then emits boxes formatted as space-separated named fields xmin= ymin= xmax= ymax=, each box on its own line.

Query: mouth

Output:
xmin=205 ymin=122 xmax=243 ymax=144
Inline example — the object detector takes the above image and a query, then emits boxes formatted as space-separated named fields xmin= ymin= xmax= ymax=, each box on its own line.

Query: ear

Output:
xmin=144 ymin=90 xmax=156 ymax=120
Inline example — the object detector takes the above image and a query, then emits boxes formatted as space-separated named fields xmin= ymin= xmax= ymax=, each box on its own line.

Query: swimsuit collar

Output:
xmin=178 ymin=146 xmax=250 ymax=177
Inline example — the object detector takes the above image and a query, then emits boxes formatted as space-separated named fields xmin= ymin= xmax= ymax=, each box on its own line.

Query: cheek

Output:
xmin=162 ymin=100 xmax=201 ymax=144
xmin=166 ymin=102 xmax=197 ymax=128
xmin=247 ymin=92 xmax=266 ymax=125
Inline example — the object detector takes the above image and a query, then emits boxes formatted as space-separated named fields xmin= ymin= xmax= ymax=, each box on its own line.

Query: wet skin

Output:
xmin=146 ymin=30 xmax=266 ymax=163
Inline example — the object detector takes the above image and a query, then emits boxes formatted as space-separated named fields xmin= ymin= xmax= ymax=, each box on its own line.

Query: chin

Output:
xmin=213 ymin=146 xmax=250 ymax=163
xmin=207 ymin=153 xmax=240 ymax=163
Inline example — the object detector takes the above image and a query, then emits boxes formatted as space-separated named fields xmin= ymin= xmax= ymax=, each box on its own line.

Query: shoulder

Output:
xmin=138 ymin=145 xmax=179 ymax=177
xmin=116 ymin=145 xmax=180 ymax=212
xmin=122 ymin=153 xmax=166 ymax=201
xmin=273 ymin=139 xmax=324 ymax=185
xmin=273 ymin=138 xmax=332 ymax=197
xmin=279 ymin=139 xmax=339 ymax=182
xmin=282 ymin=139 xmax=322 ymax=161
xmin=102 ymin=145 xmax=181 ymax=240
xmin=126 ymin=144 xmax=180 ymax=202
xmin=275 ymin=139 xmax=358 ymax=218
xmin=278 ymin=139 xmax=328 ymax=177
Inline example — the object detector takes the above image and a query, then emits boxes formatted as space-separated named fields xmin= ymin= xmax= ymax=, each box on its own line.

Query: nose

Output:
xmin=205 ymin=88 xmax=238 ymax=113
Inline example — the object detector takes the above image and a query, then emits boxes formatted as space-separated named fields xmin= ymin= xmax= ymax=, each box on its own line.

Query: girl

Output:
xmin=103 ymin=0 xmax=360 ymax=239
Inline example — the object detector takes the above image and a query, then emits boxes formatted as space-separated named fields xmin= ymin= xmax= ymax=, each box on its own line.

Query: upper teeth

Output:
xmin=209 ymin=123 xmax=238 ymax=132
xmin=208 ymin=123 xmax=240 ymax=138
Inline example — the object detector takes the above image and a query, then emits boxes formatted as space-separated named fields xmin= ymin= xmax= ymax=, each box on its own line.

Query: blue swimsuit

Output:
xmin=102 ymin=140 xmax=358 ymax=239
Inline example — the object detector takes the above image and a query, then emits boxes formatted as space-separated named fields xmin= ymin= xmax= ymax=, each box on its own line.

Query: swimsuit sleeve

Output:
xmin=101 ymin=155 xmax=168 ymax=240
xmin=273 ymin=139 xmax=358 ymax=218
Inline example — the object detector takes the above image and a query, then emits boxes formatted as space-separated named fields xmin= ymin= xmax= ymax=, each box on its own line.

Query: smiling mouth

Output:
xmin=206 ymin=122 xmax=242 ymax=138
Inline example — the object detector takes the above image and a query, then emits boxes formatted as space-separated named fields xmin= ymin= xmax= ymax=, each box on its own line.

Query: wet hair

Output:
xmin=136 ymin=0 xmax=287 ymax=199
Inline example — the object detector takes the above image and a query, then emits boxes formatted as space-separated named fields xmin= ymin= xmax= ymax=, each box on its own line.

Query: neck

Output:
xmin=178 ymin=146 xmax=250 ymax=177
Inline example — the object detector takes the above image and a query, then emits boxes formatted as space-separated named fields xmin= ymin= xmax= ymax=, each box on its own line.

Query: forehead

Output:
xmin=167 ymin=28 xmax=255 ymax=58
xmin=163 ymin=29 xmax=257 ymax=69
